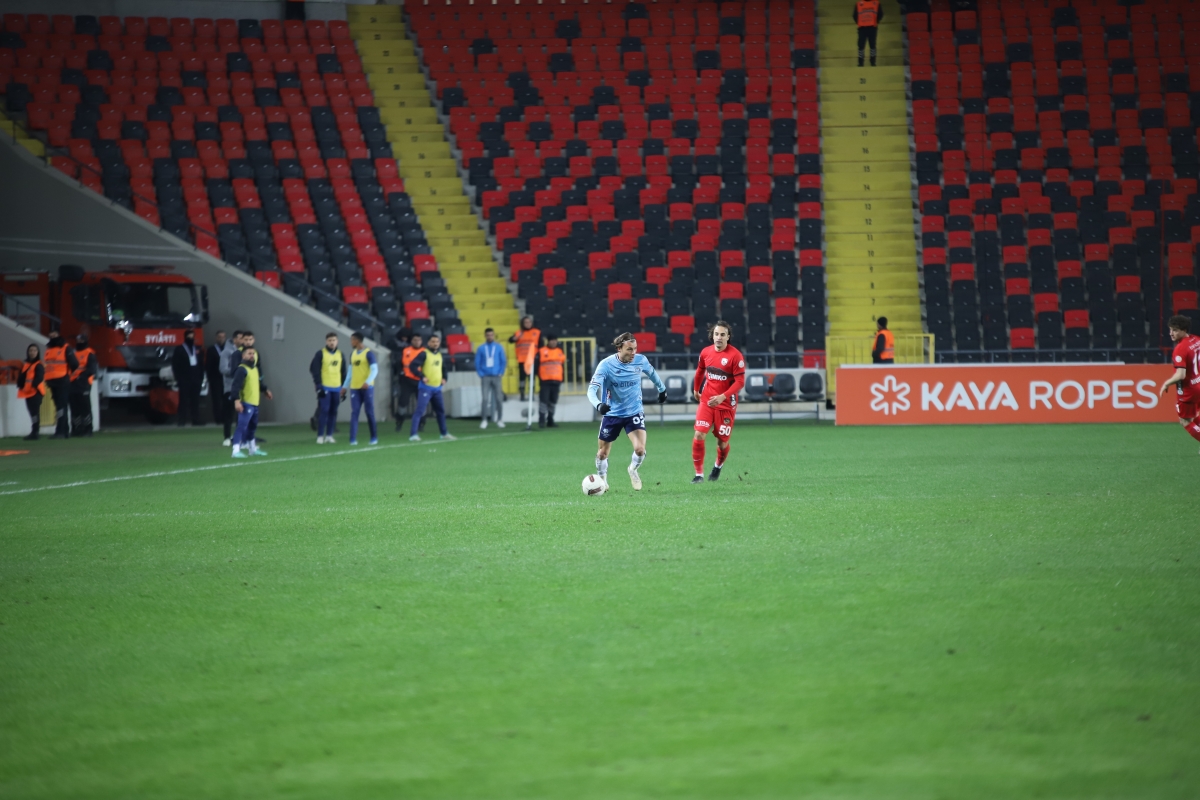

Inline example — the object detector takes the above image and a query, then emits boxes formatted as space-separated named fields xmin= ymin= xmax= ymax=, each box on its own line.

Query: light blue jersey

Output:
xmin=587 ymin=353 xmax=666 ymax=418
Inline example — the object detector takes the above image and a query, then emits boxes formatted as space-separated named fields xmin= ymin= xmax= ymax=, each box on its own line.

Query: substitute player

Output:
xmin=587 ymin=332 xmax=667 ymax=490
xmin=691 ymin=320 xmax=746 ymax=483
xmin=1159 ymin=314 xmax=1200 ymax=451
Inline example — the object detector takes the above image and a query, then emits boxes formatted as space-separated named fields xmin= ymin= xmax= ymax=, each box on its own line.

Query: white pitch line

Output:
xmin=0 ymin=431 xmax=527 ymax=497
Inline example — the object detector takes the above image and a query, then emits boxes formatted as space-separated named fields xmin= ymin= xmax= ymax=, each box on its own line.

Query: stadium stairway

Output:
xmin=347 ymin=5 xmax=519 ymax=355
xmin=818 ymin=0 xmax=921 ymax=342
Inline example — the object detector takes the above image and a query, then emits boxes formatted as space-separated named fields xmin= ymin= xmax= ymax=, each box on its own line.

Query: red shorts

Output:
xmin=694 ymin=403 xmax=736 ymax=442
xmin=1177 ymin=397 xmax=1198 ymax=421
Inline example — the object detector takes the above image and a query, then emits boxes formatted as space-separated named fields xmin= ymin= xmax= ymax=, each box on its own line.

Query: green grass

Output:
xmin=1 ymin=419 xmax=1197 ymax=799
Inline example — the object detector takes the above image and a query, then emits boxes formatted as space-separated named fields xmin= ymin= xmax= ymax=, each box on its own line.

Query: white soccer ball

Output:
xmin=582 ymin=474 xmax=607 ymax=496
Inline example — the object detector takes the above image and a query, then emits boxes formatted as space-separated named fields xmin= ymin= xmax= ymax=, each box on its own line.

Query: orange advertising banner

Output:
xmin=836 ymin=364 xmax=1179 ymax=425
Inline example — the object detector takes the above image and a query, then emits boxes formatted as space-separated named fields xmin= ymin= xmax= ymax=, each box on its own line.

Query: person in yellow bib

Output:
xmin=341 ymin=331 xmax=379 ymax=446
xmin=407 ymin=333 xmax=455 ymax=442
xmin=309 ymin=332 xmax=346 ymax=444
xmin=230 ymin=347 xmax=269 ymax=458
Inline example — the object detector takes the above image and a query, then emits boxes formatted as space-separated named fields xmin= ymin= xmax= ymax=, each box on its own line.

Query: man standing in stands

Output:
xmin=172 ymin=328 xmax=205 ymax=426
xmin=42 ymin=329 xmax=78 ymax=439
xmin=16 ymin=343 xmax=44 ymax=441
xmin=872 ymin=317 xmax=895 ymax=364
xmin=206 ymin=330 xmax=236 ymax=445
xmin=342 ymin=331 xmax=379 ymax=446
xmin=508 ymin=315 xmax=541 ymax=400
xmin=535 ymin=334 xmax=566 ymax=429
xmin=310 ymin=332 xmax=346 ymax=444
xmin=408 ymin=333 xmax=455 ymax=442
xmin=69 ymin=333 xmax=97 ymax=437
xmin=394 ymin=332 xmax=423 ymax=432
xmin=855 ymin=0 xmax=882 ymax=67
xmin=476 ymin=327 xmax=507 ymax=429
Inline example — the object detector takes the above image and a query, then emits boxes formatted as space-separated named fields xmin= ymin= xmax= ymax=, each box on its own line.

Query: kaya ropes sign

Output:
xmin=835 ymin=364 xmax=1178 ymax=425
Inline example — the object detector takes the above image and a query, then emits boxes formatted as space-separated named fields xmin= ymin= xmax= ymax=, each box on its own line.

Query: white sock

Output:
xmin=596 ymin=457 xmax=608 ymax=478
xmin=631 ymin=452 xmax=645 ymax=469
xmin=232 ymin=444 xmax=241 ymax=454
xmin=248 ymin=442 xmax=257 ymax=454
xmin=713 ymin=461 xmax=722 ymax=469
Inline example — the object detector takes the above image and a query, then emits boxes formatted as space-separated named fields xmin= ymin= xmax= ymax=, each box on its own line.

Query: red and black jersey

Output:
xmin=693 ymin=345 xmax=746 ymax=409
xmin=1172 ymin=334 xmax=1200 ymax=401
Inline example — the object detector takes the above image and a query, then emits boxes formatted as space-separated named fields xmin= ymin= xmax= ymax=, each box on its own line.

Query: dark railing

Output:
xmin=637 ymin=350 xmax=813 ymax=370
xmin=3 ymin=121 xmax=388 ymax=343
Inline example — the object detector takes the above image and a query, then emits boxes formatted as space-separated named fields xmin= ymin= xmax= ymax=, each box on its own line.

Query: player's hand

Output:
xmin=597 ymin=403 xmax=611 ymax=415
xmin=265 ymin=390 xmax=274 ymax=401
xmin=340 ymin=388 xmax=347 ymax=399
xmin=707 ymin=393 xmax=725 ymax=408
xmin=234 ymin=400 xmax=243 ymax=413
xmin=658 ymin=391 xmax=668 ymax=404
xmin=1160 ymin=382 xmax=1170 ymax=396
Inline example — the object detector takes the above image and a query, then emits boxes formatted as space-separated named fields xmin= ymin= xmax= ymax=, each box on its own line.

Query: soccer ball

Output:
xmin=582 ymin=474 xmax=607 ymax=496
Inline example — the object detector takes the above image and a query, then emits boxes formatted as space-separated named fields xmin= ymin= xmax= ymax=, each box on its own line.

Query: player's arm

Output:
xmin=365 ymin=350 xmax=378 ymax=387
xmin=725 ymin=360 xmax=746 ymax=399
xmin=693 ymin=356 xmax=706 ymax=401
xmin=587 ymin=362 xmax=610 ymax=413
xmin=1160 ymin=367 xmax=1187 ymax=395
xmin=230 ymin=366 xmax=246 ymax=411
xmin=872 ymin=333 xmax=885 ymax=361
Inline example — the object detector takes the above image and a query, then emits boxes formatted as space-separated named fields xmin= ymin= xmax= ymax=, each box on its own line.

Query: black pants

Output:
xmin=25 ymin=395 xmax=42 ymax=437
xmin=69 ymin=390 xmax=93 ymax=436
xmin=46 ymin=377 xmax=70 ymax=437
xmin=395 ymin=377 xmax=420 ymax=427
xmin=857 ymin=26 xmax=878 ymax=64
xmin=177 ymin=380 xmax=202 ymax=425
xmin=539 ymin=380 xmax=561 ymax=423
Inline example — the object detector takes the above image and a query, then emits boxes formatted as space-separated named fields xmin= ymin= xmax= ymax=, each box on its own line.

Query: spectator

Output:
xmin=408 ymin=334 xmax=455 ymax=442
xmin=341 ymin=332 xmax=379 ymax=446
xmin=854 ymin=0 xmax=882 ymax=67
xmin=508 ymin=315 xmax=542 ymax=400
xmin=42 ymin=329 xmax=78 ymax=439
xmin=16 ymin=343 xmax=45 ymax=441
xmin=535 ymin=334 xmax=566 ymax=429
xmin=206 ymin=330 xmax=236 ymax=445
xmin=394 ymin=332 xmax=423 ymax=432
xmin=171 ymin=329 xmax=205 ymax=426
xmin=69 ymin=334 xmax=97 ymax=437
xmin=229 ymin=346 xmax=269 ymax=458
xmin=309 ymin=332 xmax=346 ymax=444
xmin=475 ymin=327 xmax=507 ymax=429
xmin=872 ymin=317 xmax=895 ymax=364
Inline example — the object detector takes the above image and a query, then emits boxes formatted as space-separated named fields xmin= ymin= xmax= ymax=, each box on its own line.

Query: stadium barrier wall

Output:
xmin=0 ymin=130 xmax=390 ymax=425
xmin=835 ymin=364 xmax=1179 ymax=425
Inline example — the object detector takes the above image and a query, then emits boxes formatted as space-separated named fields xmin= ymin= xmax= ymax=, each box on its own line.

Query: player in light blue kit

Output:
xmin=587 ymin=332 xmax=667 ymax=491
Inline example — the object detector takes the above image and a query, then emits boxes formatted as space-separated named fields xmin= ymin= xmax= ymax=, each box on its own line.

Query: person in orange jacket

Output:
xmin=16 ymin=343 xmax=45 ymax=441
xmin=854 ymin=0 xmax=883 ymax=67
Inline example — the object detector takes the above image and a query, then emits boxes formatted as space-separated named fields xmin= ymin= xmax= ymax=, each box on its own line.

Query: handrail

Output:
xmin=0 ymin=287 xmax=61 ymax=332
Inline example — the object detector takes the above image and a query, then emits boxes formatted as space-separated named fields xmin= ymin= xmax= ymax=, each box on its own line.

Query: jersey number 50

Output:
xmin=717 ymin=425 xmax=732 ymax=437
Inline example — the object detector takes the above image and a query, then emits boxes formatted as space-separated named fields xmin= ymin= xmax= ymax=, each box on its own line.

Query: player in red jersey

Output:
xmin=691 ymin=320 xmax=746 ymax=483
xmin=1160 ymin=314 xmax=1200 ymax=451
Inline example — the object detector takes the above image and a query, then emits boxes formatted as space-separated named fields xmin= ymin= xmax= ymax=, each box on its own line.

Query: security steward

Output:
xmin=394 ymin=332 xmax=424 ymax=432
xmin=854 ymin=0 xmax=882 ymax=67
xmin=534 ymin=334 xmax=566 ymax=428
xmin=42 ymin=329 xmax=79 ymax=439
xmin=16 ymin=343 xmax=45 ymax=441
xmin=508 ymin=315 xmax=542 ymax=400
xmin=69 ymin=333 xmax=98 ymax=437
xmin=872 ymin=317 xmax=895 ymax=364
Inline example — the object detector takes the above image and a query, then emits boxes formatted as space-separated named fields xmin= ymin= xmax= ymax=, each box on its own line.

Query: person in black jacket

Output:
xmin=206 ymin=330 xmax=236 ymax=443
xmin=43 ymin=329 xmax=79 ymax=439
xmin=309 ymin=332 xmax=347 ymax=444
xmin=69 ymin=333 xmax=98 ymax=437
xmin=171 ymin=329 xmax=205 ymax=426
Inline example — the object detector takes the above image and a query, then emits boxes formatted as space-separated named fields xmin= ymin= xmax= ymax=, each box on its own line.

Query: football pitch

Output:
xmin=1 ymin=419 xmax=1197 ymax=798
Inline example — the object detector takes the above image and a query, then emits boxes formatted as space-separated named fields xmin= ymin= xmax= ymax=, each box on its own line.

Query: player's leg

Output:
xmin=430 ymin=388 xmax=452 ymax=438
xmin=348 ymin=387 xmax=362 ymax=444
xmin=595 ymin=422 xmax=617 ymax=482
xmin=546 ymin=382 xmax=560 ymax=426
xmin=692 ymin=405 xmax=715 ymax=482
xmin=363 ymin=386 xmax=378 ymax=443
xmin=409 ymin=384 xmax=431 ymax=439
xmin=626 ymin=426 xmax=647 ymax=490
xmin=709 ymin=413 xmax=735 ymax=481
xmin=326 ymin=388 xmax=340 ymax=442
xmin=537 ymin=381 xmax=550 ymax=428
xmin=1177 ymin=398 xmax=1200 ymax=447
